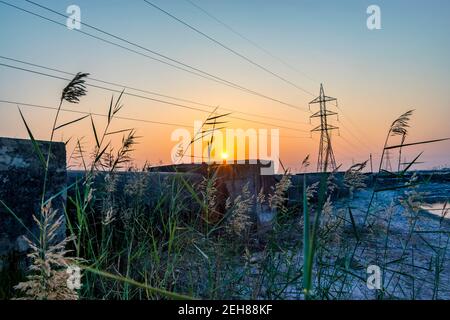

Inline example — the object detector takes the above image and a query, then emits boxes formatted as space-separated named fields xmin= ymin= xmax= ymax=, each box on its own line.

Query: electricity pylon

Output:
xmin=384 ymin=149 xmax=393 ymax=172
xmin=309 ymin=84 xmax=339 ymax=172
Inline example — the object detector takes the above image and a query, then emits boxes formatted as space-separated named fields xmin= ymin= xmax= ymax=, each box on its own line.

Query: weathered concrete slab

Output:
xmin=67 ymin=170 xmax=204 ymax=215
xmin=148 ymin=162 xmax=278 ymax=229
xmin=0 ymin=137 xmax=66 ymax=271
xmin=66 ymin=163 xmax=279 ymax=235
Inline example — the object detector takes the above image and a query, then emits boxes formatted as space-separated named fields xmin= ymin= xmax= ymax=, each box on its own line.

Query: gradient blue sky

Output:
xmin=0 ymin=0 xmax=449 ymax=171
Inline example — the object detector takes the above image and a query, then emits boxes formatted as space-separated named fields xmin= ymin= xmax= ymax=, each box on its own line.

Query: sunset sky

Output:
xmin=0 ymin=0 xmax=449 ymax=172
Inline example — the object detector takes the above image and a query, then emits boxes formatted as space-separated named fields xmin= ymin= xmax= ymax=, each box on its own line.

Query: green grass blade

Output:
xmin=90 ymin=114 xmax=100 ymax=148
xmin=18 ymin=107 xmax=46 ymax=170
xmin=0 ymin=199 xmax=39 ymax=242
xmin=54 ymin=114 xmax=89 ymax=131
xmin=302 ymin=174 xmax=311 ymax=296
xmin=348 ymin=207 xmax=360 ymax=241
xmin=400 ymin=152 xmax=423 ymax=175
xmin=384 ymin=138 xmax=450 ymax=150
xmin=81 ymin=265 xmax=196 ymax=300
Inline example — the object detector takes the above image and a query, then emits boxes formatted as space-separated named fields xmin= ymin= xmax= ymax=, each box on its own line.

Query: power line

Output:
xmin=0 ymin=99 xmax=191 ymax=128
xmin=336 ymin=105 xmax=378 ymax=148
xmin=29 ymin=0 xmax=377 ymax=152
xmin=6 ymin=0 xmax=375 ymax=156
xmin=22 ymin=0 xmax=374 ymax=149
xmin=299 ymin=133 xmax=361 ymax=168
xmin=0 ymin=99 xmax=311 ymax=140
xmin=18 ymin=0 xmax=308 ymax=113
xmin=0 ymin=1 xmax=234 ymax=90
xmin=0 ymin=55 xmax=309 ymax=126
xmin=142 ymin=0 xmax=316 ymax=97
xmin=311 ymin=94 xmax=376 ymax=153
xmin=178 ymin=0 xmax=377 ymax=155
xmin=0 ymin=62 xmax=309 ymax=133
xmin=313 ymin=92 xmax=375 ymax=154
xmin=183 ymin=0 xmax=318 ymax=85
xmin=337 ymin=134 xmax=369 ymax=157
xmin=319 ymin=107 xmax=373 ymax=154
xmin=338 ymin=121 xmax=373 ymax=153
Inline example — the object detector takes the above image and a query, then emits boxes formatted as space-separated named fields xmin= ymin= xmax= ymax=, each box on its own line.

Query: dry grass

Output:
xmin=2 ymin=73 xmax=449 ymax=301
xmin=14 ymin=203 xmax=80 ymax=300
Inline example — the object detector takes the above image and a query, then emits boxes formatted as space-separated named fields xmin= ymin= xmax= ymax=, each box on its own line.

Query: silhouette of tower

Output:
xmin=384 ymin=150 xmax=393 ymax=171
xmin=310 ymin=84 xmax=339 ymax=172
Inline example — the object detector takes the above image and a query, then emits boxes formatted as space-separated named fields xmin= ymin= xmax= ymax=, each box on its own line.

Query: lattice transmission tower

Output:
xmin=383 ymin=149 xmax=393 ymax=172
xmin=309 ymin=84 xmax=339 ymax=172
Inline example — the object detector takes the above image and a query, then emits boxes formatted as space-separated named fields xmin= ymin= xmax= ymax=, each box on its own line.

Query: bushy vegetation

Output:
xmin=1 ymin=73 xmax=449 ymax=300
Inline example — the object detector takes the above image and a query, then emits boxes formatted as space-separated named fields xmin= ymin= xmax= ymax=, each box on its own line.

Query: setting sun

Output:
xmin=0 ymin=0 xmax=449 ymax=303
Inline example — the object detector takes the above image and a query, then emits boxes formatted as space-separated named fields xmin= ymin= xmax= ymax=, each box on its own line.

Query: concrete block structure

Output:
xmin=0 ymin=137 xmax=66 ymax=271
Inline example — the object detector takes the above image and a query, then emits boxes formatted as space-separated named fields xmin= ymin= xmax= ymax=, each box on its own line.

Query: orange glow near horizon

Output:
xmin=0 ymin=1 xmax=449 ymax=172
xmin=2 ymin=94 xmax=449 ymax=174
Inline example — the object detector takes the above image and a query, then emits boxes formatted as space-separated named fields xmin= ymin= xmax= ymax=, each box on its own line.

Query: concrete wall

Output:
xmin=67 ymin=170 xmax=205 ymax=217
xmin=2 ymin=135 xmax=447 ymax=270
xmin=68 ymin=163 xmax=277 ymax=225
xmin=148 ymin=163 xmax=278 ymax=229
xmin=0 ymin=137 xmax=66 ymax=271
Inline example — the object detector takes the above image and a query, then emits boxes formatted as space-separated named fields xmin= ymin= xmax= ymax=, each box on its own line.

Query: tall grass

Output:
xmin=1 ymin=74 xmax=449 ymax=300
xmin=299 ymin=110 xmax=450 ymax=299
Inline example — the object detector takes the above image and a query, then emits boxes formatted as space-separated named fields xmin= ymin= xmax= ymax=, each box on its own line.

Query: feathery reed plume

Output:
xmin=319 ymin=196 xmax=343 ymax=242
xmin=35 ymin=72 xmax=90 ymax=206
xmin=124 ymin=167 xmax=149 ymax=199
xmin=322 ymin=196 xmax=333 ymax=218
xmin=199 ymin=173 xmax=218 ymax=223
xmin=14 ymin=203 xmax=81 ymax=300
xmin=364 ymin=110 xmax=415 ymax=224
xmin=101 ymin=173 xmax=118 ymax=226
xmin=400 ymin=189 xmax=427 ymax=222
xmin=269 ymin=174 xmax=292 ymax=210
xmin=389 ymin=109 xmax=414 ymax=137
xmin=376 ymin=110 xmax=415 ymax=176
xmin=99 ymin=129 xmax=139 ymax=172
xmin=344 ymin=161 xmax=368 ymax=198
xmin=114 ymin=130 xmax=138 ymax=170
xmin=327 ymin=172 xmax=338 ymax=194
xmin=226 ymin=182 xmax=253 ymax=238
xmin=300 ymin=154 xmax=310 ymax=173
xmin=305 ymin=181 xmax=320 ymax=202
xmin=61 ymin=72 xmax=89 ymax=104
xmin=102 ymin=207 xmax=116 ymax=226
xmin=256 ymin=187 xmax=265 ymax=205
